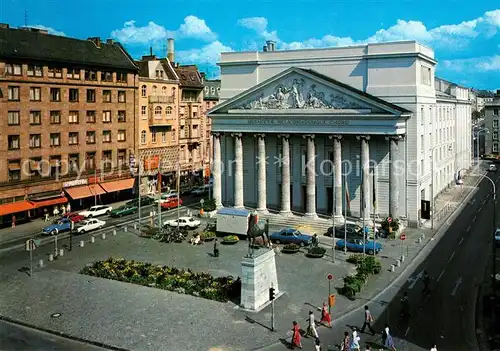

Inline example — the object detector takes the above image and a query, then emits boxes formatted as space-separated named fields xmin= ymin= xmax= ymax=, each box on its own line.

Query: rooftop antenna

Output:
xmin=24 ymin=6 xmax=28 ymax=27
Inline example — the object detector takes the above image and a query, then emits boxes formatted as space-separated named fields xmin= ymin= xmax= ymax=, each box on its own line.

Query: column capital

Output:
xmin=231 ymin=132 xmax=243 ymax=139
xmin=302 ymin=134 xmax=315 ymax=140
xmin=356 ymin=135 xmax=371 ymax=141
xmin=277 ymin=133 xmax=290 ymax=140
xmin=254 ymin=133 xmax=266 ymax=139
xmin=211 ymin=132 xmax=223 ymax=138
xmin=328 ymin=134 xmax=343 ymax=140
xmin=385 ymin=135 xmax=404 ymax=142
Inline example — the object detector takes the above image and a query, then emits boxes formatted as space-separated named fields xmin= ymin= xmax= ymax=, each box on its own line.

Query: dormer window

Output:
xmin=101 ymin=71 xmax=113 ymax=82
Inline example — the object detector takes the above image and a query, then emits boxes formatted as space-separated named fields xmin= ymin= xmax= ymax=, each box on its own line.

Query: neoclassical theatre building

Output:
xmin=208 ymin=41 xmax=472 ymax=226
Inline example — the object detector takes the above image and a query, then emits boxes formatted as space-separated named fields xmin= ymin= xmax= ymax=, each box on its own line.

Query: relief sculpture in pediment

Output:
xmin=236 ymin=78 xmax=363 ymax=110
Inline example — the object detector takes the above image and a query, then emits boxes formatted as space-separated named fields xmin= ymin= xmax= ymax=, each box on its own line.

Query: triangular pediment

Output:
xmin=209 ymin=67 xmax=410 ymax=116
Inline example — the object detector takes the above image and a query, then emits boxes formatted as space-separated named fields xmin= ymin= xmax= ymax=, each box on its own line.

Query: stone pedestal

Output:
xmin=240 ymin=249 xmax=279 ymax=312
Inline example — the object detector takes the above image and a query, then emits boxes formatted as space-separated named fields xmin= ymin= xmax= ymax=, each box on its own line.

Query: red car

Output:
xmin=161 ymin=198 xmax=182 ymax=210
xmin=63 ymin=212 xmax=85 ymax=223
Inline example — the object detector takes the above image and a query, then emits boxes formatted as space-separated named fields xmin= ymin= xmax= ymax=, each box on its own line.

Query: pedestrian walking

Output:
xmin=364 ymin=345 xmax=372 ymax=351
xmin=44 ymin=208 xmax=49 ymax=222
xmin=350 ymin=329 xmax=361 ymax=351
xmin=340 ymin=331 xmax=350 ymax=351
xmin=66 ymin=203 xmax=71 ymax=213
xmin=306 ymin=310 xmax=318 ymax=338
xmin=53 ymin=206 xmax=59 ymax=219
xmin=312 ymin=234 xmax=319 ymax=248
xmin=383 ymin=325 xmax=396 ymax=351
xmin=291 ymin=321 xmax=302 ymax=349
xmin=360 ymin=306 xmax=375 ymax=335
xmin=320 ymin=302 xmax=332 ymax=327
xmin=314 ymin=338 xmax=321 ymax=351
xmin=213 ymin=239 xmax=219 ymax=257
xmin=61 ymin=205 xmax=66 ymax=216
xmin=430 ymin=344 xmax=438 ymax=351
xmin=11 ymin=215 xmax=16 ymax=228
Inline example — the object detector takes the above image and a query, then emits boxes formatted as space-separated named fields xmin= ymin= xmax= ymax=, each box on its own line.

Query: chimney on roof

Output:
xmin=106 ymin=38 xmax=115 ymax=44
xmin=88 ymin=37 xmax=101 ymax=48
xmin=497 ymin=89 xmax=500 ymax=96
xmin=0 ymin=23 xmax=9 ymax=29
xmin=150 ymin=46 xmax=153 ymax=56
xmin=265 ymin=40 xmax=276 ymax=51
xmin=167 ymin=38 xmax=175 ymax=62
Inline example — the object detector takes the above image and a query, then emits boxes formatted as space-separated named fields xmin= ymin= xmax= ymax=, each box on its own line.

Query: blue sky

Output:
xmin=1 ymin=0 xmax=499 ymax=89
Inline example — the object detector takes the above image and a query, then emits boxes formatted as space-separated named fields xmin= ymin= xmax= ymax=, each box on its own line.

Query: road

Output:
xmin=262 ymin=168 xmax=496 ymax=351
xmin=0 ymin=319 xmax=108 ymax=350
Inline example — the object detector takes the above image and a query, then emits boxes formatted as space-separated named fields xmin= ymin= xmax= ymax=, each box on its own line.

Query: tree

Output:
xmin=472 ymin=110 xmax=482 ymax=121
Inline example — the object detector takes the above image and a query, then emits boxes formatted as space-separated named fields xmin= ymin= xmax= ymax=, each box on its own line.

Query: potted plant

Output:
xmin=305 ymin=246 xmax=326 ymax=258
xmin=201 ymin=231 xmax=216 ymax=242
xmin=222 ymin=235 xmax=239 ymax=245
xmin=381 ymin=217 xmax=400 ymax=236
xmin=282 ymin=243 xmax=301 ymax=254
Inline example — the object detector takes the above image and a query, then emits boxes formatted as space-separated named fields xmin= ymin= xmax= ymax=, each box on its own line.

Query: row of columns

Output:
xmin=211 ymin=132 xmax=403 ymax=219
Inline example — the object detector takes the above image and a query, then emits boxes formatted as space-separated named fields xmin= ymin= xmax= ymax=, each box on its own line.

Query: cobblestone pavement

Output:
xmin=0 ymin=166 xmax=484 ymax=350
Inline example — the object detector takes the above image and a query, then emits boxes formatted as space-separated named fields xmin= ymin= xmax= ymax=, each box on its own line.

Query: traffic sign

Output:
xmin=400 ymin=233 xmax=406 ymax=241
xmin=388 ymin=217 xmax=393 ymax=223
xmin=326 ymin=273 xmax=334 ymax=281
xmin=25 ymin=239 xmax=36 ymax=251
xmin=200 ymin=199 xmax=205 ymax=204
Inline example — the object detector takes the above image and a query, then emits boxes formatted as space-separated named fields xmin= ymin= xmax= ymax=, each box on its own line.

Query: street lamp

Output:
xmin=473 ymin=127 xmax=489 ymax=164
xmin=430 ymin=145 xmax=439 ymax=230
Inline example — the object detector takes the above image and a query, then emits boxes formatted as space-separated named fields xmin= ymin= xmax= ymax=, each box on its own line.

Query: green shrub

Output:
xmin=202 ymin=231 xmax=216 ymax=240
xmin=346 ymin=253 xmax=364 ymax=264
xmin=308 ymin=247 xmax=326 ymax=255
xmin=283 ymin=243 xmax=300 ymax=250
xmin=203 ymin=198 xmax=216 ymax=212
xmin=223 ymin=235 xmax=239 ymax=242
xmin=339 ymin=255 xmax=383 ymax=298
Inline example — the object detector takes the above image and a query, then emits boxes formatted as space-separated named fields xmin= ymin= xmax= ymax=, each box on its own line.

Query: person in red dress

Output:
xmin=320 ymin=302 xmax=332 ymax=327
xmin=291 ymin=321 xmax=302 ymax=349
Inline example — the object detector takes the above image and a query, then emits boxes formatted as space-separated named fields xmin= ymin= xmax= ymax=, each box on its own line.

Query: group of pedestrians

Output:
xmin=43 ymin=204 xmax=71 ymax=222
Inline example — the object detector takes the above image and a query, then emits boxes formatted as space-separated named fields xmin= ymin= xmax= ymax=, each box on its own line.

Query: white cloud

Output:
xmin=30 ymin=24 xmax=66 ymax=36
xmin=237 ymin=17 xmax=279 ymax=42
xmin=177 ymin=15 xmax=216 ymax=41
xmin=441 ymin=55 xmax=500 ymax=72
xmin=176 ymin=41 xmax=233 ymax=65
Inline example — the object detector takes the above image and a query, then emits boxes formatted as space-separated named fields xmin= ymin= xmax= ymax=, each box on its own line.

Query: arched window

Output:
xmin=162 ymin=86 xmax=167 ymax=95
xmin=166 ymin=106 xmax=172 ymax=115
xmin=141 ymin=85 xmax=147 ymax=97
xmin=140 ymin=130 xmax=146 ymax=144
xmin=171 ymin=87 xmax=176 ymax=97
xmin=155 ymin=106 xmax=162 ymax=116
xmin=152 ymin=85 xmax=157 ymax=95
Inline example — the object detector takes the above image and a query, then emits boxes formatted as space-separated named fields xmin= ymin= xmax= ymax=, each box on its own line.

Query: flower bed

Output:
xmin=282 ymin=243 xmax=300 ymax=253
xmin=80 ymin=257 xmax=241 ymax=303
xmin=202 ymin=231 xmax=216 ymax=241
xmin=338 ymin=255 xmax=382 ymax=299
xmin=222 ymin=235 xmax=239 ymax=244
xmin=305 ymin=246 xmax=326 ymax=258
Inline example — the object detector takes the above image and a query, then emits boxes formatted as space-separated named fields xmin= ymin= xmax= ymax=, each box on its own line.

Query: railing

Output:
xmin=148 ymin=95 xmax=175 ymax=104
xmin=148 ymin=115 xmax=174 ymax=127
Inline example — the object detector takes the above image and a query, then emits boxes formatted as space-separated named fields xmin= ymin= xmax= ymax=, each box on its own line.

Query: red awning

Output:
xmin=0 ymin=200 xmax=34 ymax=216
xmin=99 ymin=178 xmax=134 ymax=193
xmin=64 ymin=184 xmax=106 ymax=200
xmin=31 ymin=196 xmax=68 ymax=208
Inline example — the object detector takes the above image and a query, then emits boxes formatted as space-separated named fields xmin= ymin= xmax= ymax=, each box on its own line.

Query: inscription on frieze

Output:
xmin=248 ymin=119 xmax=349 ymax=126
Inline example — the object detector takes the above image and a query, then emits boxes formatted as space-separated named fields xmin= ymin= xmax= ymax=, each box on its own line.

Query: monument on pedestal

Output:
xmin=240 ymin=212 xmax=280 ymax=312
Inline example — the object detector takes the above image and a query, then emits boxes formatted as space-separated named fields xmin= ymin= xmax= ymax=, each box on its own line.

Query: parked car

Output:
xmin=164 ymin=216 xmax=200 ymax=229
xmin=42 ymin=218 xmax=73 ymax=236
xmin=155 ymin=194 xmax=179 ymax=204
xmin=489 ymin=164 xmax=497 ymax=172
xmin=110 ymin=204 xmax=138 ymax=217
xmin=325 ymin=223 xmax=362 ymax=238
xmin=127 ymin=196 xmax=154 ymax=207
xmin=495 ymin=229 xmax=500 ymax=247
xmin=62 ymin=212 xmax=85 ymax=223
xmin=78 ymin=205 xmax=112 ymax=218
xmin=335 ymin=238 xmax=382 ymax=255
xmin=269 ymin=228 xmax=313 ymax=246
xmin=75 ymin=219 xmax=106 ymax=233
xmin=161 ymin=197 xmax=182 ymax=210
xmin=192 ymin=184 xmax=211 ymax=196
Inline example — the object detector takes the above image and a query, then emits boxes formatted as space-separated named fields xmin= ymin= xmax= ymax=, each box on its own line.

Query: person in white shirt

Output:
xmin=306 ymin=311 xmax=318 ymax=338
xmin=350 ymin=329 xmax=361 ymax=351
xmin=430 ymin=345 xmax=438 ymax=351
xmin=314 ymin=337 xmax=321 ymax=351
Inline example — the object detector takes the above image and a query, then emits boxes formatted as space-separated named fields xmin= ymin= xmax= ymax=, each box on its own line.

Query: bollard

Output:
xmin=124 ymin=226 xmax=128 ymax=232
xmin=80 ymin=240 xmax=85 ymax=247
xmin=401 ymin=255 xmax=405 ymax=262
xmin=48 ymin=254 xmax=54 ymax=262
xmin=90 ymin=236 xmax=95 ymax=243
xmin=133 ymin=223 xmax=137 ymax=230
xmin=102 ymin=233 xmax=106 ymax=240
xmin=112 ymin=229 xmax=116 ymax=236
xmin=396 ymin=259 xmax=401 ymax=267
xmin=59 ymin=249 xmax=64 ymax=257
xmin=39 ymin=259 xmax=44 ymax=268
xmin=390 ymin=264 xmax=395 ymax=272
xmin=417 ymin=237 xmax=422 ymax=244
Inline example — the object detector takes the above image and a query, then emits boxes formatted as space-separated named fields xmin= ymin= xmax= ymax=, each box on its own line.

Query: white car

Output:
xmin=489 ymin=164 xmax=497 ymax=172
xmin=76 ymin=219 xmax=106 ymax=233
xmin=164 ymin=216 xmax=201 ymax=229
xmin=155 ymin=193 xmax=179 ymax=204
xmin=78 ymin=205 xmax=112 ymax=218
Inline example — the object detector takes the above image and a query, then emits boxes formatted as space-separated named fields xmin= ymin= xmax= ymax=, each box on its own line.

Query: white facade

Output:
xmin=209 ymin=41 xmax=472 ymax=227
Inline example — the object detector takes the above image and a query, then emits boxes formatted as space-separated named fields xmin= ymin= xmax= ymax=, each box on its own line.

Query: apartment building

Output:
xmin=201 ymin=78 xmax=220 ymax=179
xmin=0 ymin=24 xmax=138 ymax=225
xmin=484 ymin=91 xmax=500 ymax=155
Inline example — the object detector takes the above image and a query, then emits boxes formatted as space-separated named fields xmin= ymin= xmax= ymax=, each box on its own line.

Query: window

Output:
xmin=8 ymin=160 xmax=21 ymax=182
xmin=67 ymin=68 xmax=80 ymax=80
xmin=102 ymin=151 xmax=112 ymax=170
xmin=141 ymin=85 xmax=147 ymax=97
xmin=27 ymin=65 xmax=43 ymax=77
xmin=171 ymin=87 xmax=176 ymax=97
xmin=50 ymin=111 xmax=61 ymax=124
xmin=49 ymin=156 xmax=62 ymax=178
xmin=420 ymin=106 xmax=425 ymax=125
xmin=69 ymin=132 xmax=79 ymax=145
xmin=494 ymin=143 xmax=499 ymax=153
xmin=85 ymin=70 xmax=97 ymax=81
xmin=152 ymin=86 xmax=157 ymax=95
xmin=102 ymin=130 xmax=111 ymax=143
xmin=86 ymin=152 xmax=96 ymax=170
xmin=420 ymin=159 xmax=424 ymax=174
xmin=166 ymin=106 xmax=172 ymax=115
xmin=494 ymin=132 xmax=499 ymax=140
xmin=117 ymin=110 xmax=126 ymax=122
xmin=162 ymin=86 xmax=167 ymax=95
xmin=141 ymin=130 xmax=147 ymax=144
xmin=8 ymin=111 xmax=20 ymax=125
xmin=102 ymin=111 xmax=111 ymax=123
xmin=172 ymin=129 xmax=176 ymax=141
xmin=5 ymin=64 xmax=22 ymax=75
xmin=8 ymin=86 xmax=19 ymax=101
xmin=118 ymin=149 xmax=126 ymax=167
xmin=155 ymin=106 xmax=162 ymax=117
xmin=30 ymin=111 xmax=41 ymax=125
xmin=494 ymin=120 xmax=499 ymax=128
xmin=69 ymin=111 xmax=79 ymax=124
xmin=30 ymin=157 xmax=42 ymax=178
xmin=48 ymin=67 xmax=62 ymax=78
xmin=29 ymin=134 xmax=41 ymax=148
xmin=103 ymin=90 xmax=111 ymax=102
xmin=495 ymin=109 xmax=499 ymax=116
xmin=86 ymin=111 xmax=96 ymax=123
xmin=117 ymin=130 xmax=126 ymax=142
xmin=29 ymin=87 xmax=41 ymax=101
xmin=101 ymin=71 xmax=113 ymax=82
xmin=69 ymin=88 xmax=79 ymax=102
xmin=86 ymin=131 xmax=96 ymax=144
xmin=50 ymin=88 xmax=61 ymax=102
xmin=50 ymin=133 xmax=61 ymax=147
xmin=69 ymin=154 xmax=80 ymax=173
xmin=8 ymin=135 xmax=20 ymax=150
xmin=87 ymin=89 xmax=96 ymax=102
xmin=141 ymin=106 xmax=147 ymax=116
xmin=162 ymin=131 xmax=167 ymax=143
xmin=421 ymin=66 xmax=431 ymax=85
xmin=117 ymin=72 xmax=127 ymax=83
xmin=152 ymin=131 xmax=157 ymax=143
xmin=118 ymin=91 xmax=126 ymax=103
xmin=182 ymin=90 xmax=198 ymax=102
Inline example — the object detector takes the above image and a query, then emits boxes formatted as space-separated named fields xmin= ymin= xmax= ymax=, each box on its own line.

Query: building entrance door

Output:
xmin=326 ymin=186 xmax=333 ymax=215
